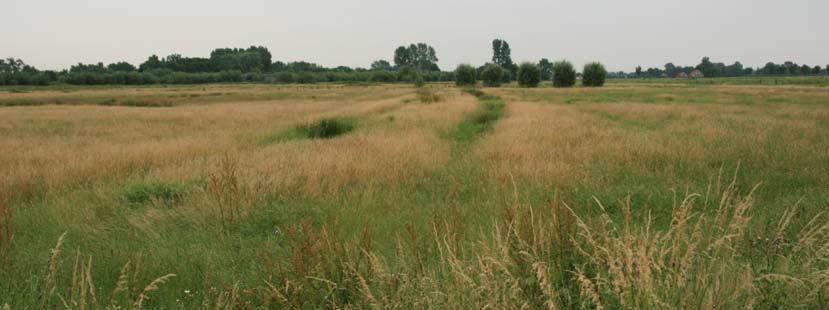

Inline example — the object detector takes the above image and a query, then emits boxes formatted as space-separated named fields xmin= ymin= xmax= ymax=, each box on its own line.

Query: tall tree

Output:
xmin=664 ymin=63 xmax=677 ymax=77
xmin=139 ymin=55 xmax=164 ymax=72
xmin=1 ymin=58 xmax=26 ymax=73
xmin=696 ymin=57 xmax=719 ymax=77
xmin=800 ymin=65 xmax=811 ymax=75
xmin=107 ymin=61 xmax=136 ymax=72
xmin=635 ymin=66 xmax=642 ymax=77
xmin=371 ymin=60 xmax=392 ymax=71
xmin=393 ymin=43 xmax=439 ymax=71
xmin=393 ymin=46 xmax=411 ymax=68
xmin=208 ymin=46 xmax=271 ymax=72
xmin=538 ymin=58 xmax=553 ymax=80
xmin=492 ymin=39 xmax=515 ymax=76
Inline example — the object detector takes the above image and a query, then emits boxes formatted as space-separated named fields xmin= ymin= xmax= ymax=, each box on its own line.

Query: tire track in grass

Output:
xmin=419 ymin=87 xmax=507 ymax=198
xmin=449 ymin=88 xmax=507 ymax=145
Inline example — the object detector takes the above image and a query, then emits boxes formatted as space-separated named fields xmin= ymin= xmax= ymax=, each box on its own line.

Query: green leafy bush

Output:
xmin=454 ymin=64 xmax=477 ymax=86
xmin=517 ymin=62 xmax=541 ymax=87
xmin=370 ymin=70 xmax=396 ymax=83
xmin=397 ymin=65 xmax=417 ymax=82
xmin=582 ymin=62 xmax=607 ymax=87
xmin=273 ymin=72 xmax=295 ymax=84
xmin=552 ymin=60 xmax=576 ymax=87
xmin=481 ymin=64 xmax=504 ymax=87
xmin=296 ymin=72 xmax=316 ymax=84
xmin=297 ymin=118 xmax=356 ymax=139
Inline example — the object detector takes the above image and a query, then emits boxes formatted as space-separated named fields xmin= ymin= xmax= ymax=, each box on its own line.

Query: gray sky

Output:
xmin=3 ymin=0 xmax=827 ymax=72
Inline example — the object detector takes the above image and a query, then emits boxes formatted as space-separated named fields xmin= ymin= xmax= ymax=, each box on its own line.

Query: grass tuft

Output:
xmin=121 ymin=181 xmax=188 ymax=205
xmin=416 ymin=88 xmax=441 ymax=103
xmin=298 ymin=118 xmax=357 ymax=139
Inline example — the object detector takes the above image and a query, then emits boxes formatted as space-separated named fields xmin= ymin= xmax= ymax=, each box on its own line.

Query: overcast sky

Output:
xmin=3 ymin=0 xmax=827 ymax=72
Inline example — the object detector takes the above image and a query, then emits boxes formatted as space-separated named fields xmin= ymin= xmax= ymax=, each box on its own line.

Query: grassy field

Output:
xmin=1 ymin=79 xmax=827 ymax=308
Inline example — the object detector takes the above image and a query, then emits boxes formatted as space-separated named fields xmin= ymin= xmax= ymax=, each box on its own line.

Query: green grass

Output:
xmin=121 ymin=181 xmax=189 ymax=205
xmin=451 ymin=88 xmax=506 ymax=142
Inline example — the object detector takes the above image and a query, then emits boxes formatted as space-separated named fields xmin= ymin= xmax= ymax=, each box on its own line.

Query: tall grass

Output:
xmin=1 ymin=84 xmax=826 ymax=307
xmin=29 ymin=232 xmax=178 ymax=309
xmin=14 ymin=176 xmax=813 ymax=308
xmin=0 ymin=191 xmax=12 ymax=263
xmin=248 ymin=177 xmax=827 ymax=308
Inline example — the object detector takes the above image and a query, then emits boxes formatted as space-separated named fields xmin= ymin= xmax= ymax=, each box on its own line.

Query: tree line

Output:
xmin=2 ymin=42 xmax=827 ymax=86
xmin=0 ymin=44 xmax=449 ymax=86
xmin=619 ymin=57 xmax=829 ymax=79
xmin=454 ymin=39 xmax=606 ymax=88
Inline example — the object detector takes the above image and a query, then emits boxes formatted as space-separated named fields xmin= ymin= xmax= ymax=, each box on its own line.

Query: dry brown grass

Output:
xmin=473 ymin=90 xmax=829 ymax=189
xmin=2 ymin=83 xmax=827 ymax=308
xmin=240 ymin=87 xmax=477 ymax=196
xmin=0 ymin=84 xmax=414 ymax=200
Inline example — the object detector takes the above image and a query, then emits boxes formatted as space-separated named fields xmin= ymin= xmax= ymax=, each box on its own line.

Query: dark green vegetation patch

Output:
xmin=299 ymin=118 xmax=357 ymax=139
xmin=122 ymin=181 xmax=189 ymax=205
xmin=261 ymin=118 xmax=357 ymax=145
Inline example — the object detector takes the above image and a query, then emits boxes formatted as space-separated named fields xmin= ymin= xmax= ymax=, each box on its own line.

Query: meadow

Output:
xmin=0 ymin=79 xmax=827 ymax=308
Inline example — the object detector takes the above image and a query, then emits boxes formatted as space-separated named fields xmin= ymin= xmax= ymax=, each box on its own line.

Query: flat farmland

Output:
xmin=1 ymin=81 xmax=827 ymax=308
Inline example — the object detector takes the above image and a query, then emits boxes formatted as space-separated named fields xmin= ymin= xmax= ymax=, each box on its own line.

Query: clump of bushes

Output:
xmin=454 ymin=64 xmax=477 ymax=86
xmin=582 ymin=62 xmax=607 ymax=87
xmin=122 ymin=181 xmax=188 ymax=205
xmin=273 ymin=72 xmax=295 ymax=84
xmin=552 ymin=60 xmax=576 ymax=87
xmin=397 ymin=65 xmax=418 ymax=82
xmin=297 ymin=118 xmax=356 ymax=139
xmin=296 ymin=72 xmax=316 ymax=84
xmin=370 ymin=70 xmax=396 ymax=83
xmin=481 ymin=64 xmax=504 ymax=87
xmin=517 ymin=62 xmax=541 ymax=87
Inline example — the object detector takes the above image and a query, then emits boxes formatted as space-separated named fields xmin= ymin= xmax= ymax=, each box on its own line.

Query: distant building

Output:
xmin=676 ymin=72 xmax=689 ymax=78
xmin=690 ymin=69 xmax=704 ymax=79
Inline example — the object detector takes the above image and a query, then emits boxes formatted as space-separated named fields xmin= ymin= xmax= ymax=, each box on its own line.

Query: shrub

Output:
xmin=454 ymin=64 xmax=477 ymax=86
xmin=122 ymin=181 xmax=188 ymax=205
xmin=296 ymin=72 xmax=316 ymax=84
xmin=397 ymin=65 xmax=417 ymax=82
xmin=481 ymin=64 xmax=504 ymax=87
xmin=582 ymin=62 xmax=607 ymax=87
xmin=274 ymin=72 xmax=295 ymax=84
xmin=517 ymin=62 xmax=541 ymax=87
xmin=552 ymin=60 xmax=576 ymax=87
xmin=370 ymin=70 xmax=396 ymax=83
xmin=219 ymin=70 xmax=243 ymax=83
xmin=297 ymin=118 xmax=356 ymax=139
